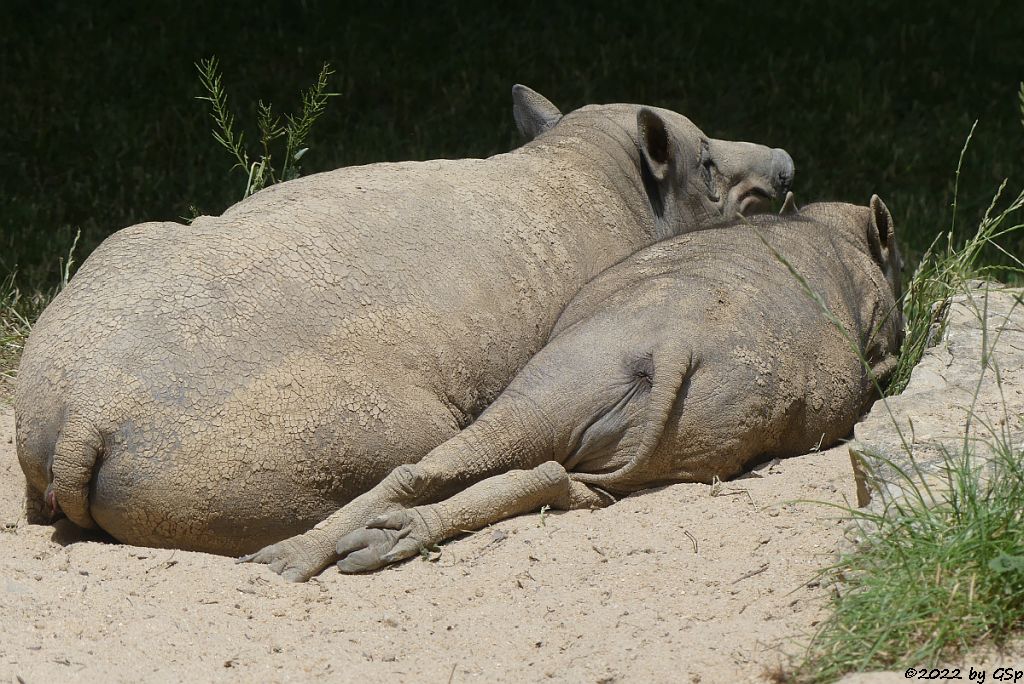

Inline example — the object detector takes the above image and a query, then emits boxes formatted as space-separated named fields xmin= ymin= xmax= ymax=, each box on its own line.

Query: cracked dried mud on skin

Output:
xmin=332 ymin=199 xmax=903 ymax=574
xmin=13 ymin=87 xmax=794 ymax=579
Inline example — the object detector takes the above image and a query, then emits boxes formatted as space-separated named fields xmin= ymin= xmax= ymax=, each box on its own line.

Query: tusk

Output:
xmin=779 ymin=191 xmax=800 ymax=216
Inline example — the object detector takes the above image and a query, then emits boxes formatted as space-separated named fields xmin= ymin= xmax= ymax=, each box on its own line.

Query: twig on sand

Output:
xmin=732 ymin=562 xmax=769 ymax=584
xmin=684 ymin=529 xmax=698 ymax=553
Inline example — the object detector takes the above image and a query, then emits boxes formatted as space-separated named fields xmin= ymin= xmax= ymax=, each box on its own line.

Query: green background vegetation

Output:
xmin=2 ymin=0 xmax=1023 ymax=289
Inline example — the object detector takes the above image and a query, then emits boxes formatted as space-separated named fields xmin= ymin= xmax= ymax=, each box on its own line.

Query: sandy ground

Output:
xmin=0 ymin=402 xmax=863 ymax=683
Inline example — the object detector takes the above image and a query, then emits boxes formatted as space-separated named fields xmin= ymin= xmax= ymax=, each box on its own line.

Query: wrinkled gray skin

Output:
xmin=327 ymin=198 xmax=904 ymax=575
xmin=15 ymin=86 xmax=794 ymax=582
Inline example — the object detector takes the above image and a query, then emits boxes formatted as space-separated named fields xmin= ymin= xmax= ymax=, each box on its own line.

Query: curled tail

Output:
xmin=47 ymin=417 xmax=103 ymax=529
xmin=572 ymin=346 xmax=697 ymax=490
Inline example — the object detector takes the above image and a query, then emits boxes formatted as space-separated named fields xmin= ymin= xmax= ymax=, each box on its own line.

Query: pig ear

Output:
xmin=512 ymin=85 xmax=562 ymax=141
xmin=867 ymin=195 xmax=895 ymax=265
xmin=637 ymin=108 xmax=672 ymax=182
xmin=779 ymin=191 xmax=800 ymax=216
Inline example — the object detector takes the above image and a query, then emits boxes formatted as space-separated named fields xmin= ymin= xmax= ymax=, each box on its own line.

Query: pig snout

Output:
xmin=771 ymin=148 xmax=795 ymax=195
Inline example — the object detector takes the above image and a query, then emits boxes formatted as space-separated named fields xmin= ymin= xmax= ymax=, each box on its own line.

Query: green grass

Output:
xmin=790 ymin=436 xmax=1024 ymax=681
xmin=0 ymin=274 xmax=45 ymax=404
xmin=789 ymin=314 xmax=1024 ymax=681
xmin=888 ymin=132 xmax=1024 ymax=394
xmin=784 ymin=144 xmax=1024 ymax=679
xmin=0 ymin=231 xmax=78 ymax=403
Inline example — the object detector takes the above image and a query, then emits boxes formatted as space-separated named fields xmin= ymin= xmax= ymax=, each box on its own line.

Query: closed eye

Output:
xmin=699 ymin=141 xmax=719 ymax=200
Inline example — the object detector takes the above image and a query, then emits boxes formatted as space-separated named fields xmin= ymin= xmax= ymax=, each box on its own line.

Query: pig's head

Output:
xmin=800 ymin=196 xmax=906 ymax=379
xmin=512 ymin=85 xmax=795 ymax=236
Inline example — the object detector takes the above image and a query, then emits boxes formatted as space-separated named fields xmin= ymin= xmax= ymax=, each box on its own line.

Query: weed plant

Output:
xmin=196 ymin=58 xmax=336 ymax=199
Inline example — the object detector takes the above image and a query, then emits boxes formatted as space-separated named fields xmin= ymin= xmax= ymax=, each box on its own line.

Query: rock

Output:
xmin=850 ymin=283 xmax=1024 ymax=520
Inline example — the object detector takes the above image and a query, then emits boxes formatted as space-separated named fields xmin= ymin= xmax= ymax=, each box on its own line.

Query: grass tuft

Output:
xmin=0 ymin=230 xmax=80 ymax=402
xmin=888 ymin=138 xmax=1024 ymax=394
xmin=793 ymin=437 xmax=1024 ymax=681
xmin=789 ymin=113 xmax=1024 ymax=677
xmin=784 ymin=276 xmax=1024 ymax=679
xmin=0 ymin=274 xmax=47 ymax=403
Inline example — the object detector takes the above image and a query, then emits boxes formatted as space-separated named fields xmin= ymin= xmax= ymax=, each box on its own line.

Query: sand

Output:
xmin=0 ymin=402 xmax=866 ymax=683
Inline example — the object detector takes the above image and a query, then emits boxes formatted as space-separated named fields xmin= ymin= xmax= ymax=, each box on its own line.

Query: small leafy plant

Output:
xmin=196 ymin=57 xmax=337 ymax=199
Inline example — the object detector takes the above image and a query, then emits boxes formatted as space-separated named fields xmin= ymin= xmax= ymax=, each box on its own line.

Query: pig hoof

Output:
xmin=237 ymin=538 xmax=325 ymax=583
xmin=335 ymin=527 xmax=405 ymax=573
xmin=335 ymin=509 xmax=434 ymax=573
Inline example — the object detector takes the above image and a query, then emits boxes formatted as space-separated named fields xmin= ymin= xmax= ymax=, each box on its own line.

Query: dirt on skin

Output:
xmin=1 ymin=403 xmax=858 ymax=683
